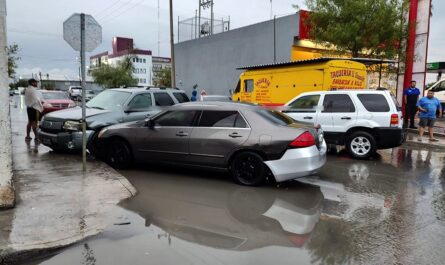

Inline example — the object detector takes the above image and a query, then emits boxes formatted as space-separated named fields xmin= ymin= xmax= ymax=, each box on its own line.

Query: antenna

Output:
xmin=157 ymin=0 xmax=160 ymax=55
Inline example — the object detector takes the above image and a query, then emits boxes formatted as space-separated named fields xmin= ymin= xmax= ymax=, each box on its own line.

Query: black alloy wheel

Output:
xmin=231 ymin=151 xmax=266 ymax=186
xmin=107 ymin=139 xmax=133 ymax=169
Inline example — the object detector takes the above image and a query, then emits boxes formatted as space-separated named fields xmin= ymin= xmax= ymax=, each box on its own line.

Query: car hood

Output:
xmin=43 ymin=99 xmax=74 ymax=104
xmin=44 ymin=106 xmax=112 ymax=121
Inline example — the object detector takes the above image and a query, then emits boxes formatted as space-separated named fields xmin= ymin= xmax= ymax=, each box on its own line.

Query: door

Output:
xmin=189 ymin=110 xmax=250 ymax=167
xmin=321 ymin=94 xmax=357 ymax=133
xmin=138 ymin=110 xmax=199 ymax=162
xmin=123 ymin=93 xmax=154 ymax=122
xmin=284 ymin=94 xmax=321 ymax=125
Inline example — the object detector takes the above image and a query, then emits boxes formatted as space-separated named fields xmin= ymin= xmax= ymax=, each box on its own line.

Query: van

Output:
xmin=232 ymin=58 xmax=367 ymax=106
xmin=425 ymin=79 xmax=445 ymax=114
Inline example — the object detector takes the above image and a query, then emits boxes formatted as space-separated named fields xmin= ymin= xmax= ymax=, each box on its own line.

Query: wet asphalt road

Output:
xmin=21 ymin=148 xmax=445 ymax=265
xmin=12 ymin=96 xmax=445 ymax=265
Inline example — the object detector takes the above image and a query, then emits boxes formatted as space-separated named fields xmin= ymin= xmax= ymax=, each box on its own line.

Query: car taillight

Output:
xmin=289 ymin=131 xmax=316 ymax=148
xmin=390 ymin=114 xmax=399 ymax=127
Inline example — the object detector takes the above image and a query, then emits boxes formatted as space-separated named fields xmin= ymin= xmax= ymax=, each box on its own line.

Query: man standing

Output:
xmin=404 ymin=80 xmax=420 ymax=128
xmin=24 ymin=78 xmax=43 ymax=141
xmin=417 ymin=90 xmax=441 ymax=142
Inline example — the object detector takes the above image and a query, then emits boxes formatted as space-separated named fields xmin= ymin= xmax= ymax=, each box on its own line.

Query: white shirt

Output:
xmin=24 ymin=86 xmax=43 ymax=112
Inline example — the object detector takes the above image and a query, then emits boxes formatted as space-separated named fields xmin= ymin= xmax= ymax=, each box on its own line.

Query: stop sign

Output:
xmin=63 ymin=13 xmax=102 ymax=52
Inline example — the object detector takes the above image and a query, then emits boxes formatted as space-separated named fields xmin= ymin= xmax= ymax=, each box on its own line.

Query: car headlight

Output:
xmin=98 ymin=128 xmax=108 ymax=138
xmin=43 ymin=102 xmax=53 ymax=108
xmin=68 ymin=102 xmax=76 ymax=108
xmin=63 ymin=120 xmax=82 ymax=131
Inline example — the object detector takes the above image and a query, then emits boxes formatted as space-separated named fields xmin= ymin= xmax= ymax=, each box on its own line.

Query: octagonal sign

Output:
xmin=63 ymin=13 xmax=102 ymax=52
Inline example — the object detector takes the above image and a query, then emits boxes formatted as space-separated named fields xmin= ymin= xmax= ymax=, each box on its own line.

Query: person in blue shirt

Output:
xmin=190 ymin=89 xmax=198 ymax=102
xmin=417 ymin=90 xmax=441 ymax=141
xmin=404 ymin=80 xmax=421 ymax=128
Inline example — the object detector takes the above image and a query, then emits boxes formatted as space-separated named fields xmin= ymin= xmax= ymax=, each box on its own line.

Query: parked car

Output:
xmin=68 ymin=86 xmax=82 ymax=101
xmin=9 ymin=89 xmax=14 ymax=96
xmin=40 ymin=90 xmax=76 ymax=115
xmin=97 ymin=102 xmax=327 ymax=186
xmin=38 ymin=87 xmax=189 ymax=153
xmin=200 ymin=95 xmax=232 ymax=102
xmin=283 ymin=90 xmax=404 ymax=159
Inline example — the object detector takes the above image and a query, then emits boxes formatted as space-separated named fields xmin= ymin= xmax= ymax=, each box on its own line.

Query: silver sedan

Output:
xmin=98 ymin=102 xmax=327 ymax=186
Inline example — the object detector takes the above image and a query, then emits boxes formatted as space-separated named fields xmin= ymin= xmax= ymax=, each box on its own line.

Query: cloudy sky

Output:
xmin=6 ymin=0 xmax=445 ymax=83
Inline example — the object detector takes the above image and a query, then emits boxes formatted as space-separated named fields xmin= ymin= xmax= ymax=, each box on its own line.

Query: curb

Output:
xmin=405 ymin=128 xmax=445 ymax=138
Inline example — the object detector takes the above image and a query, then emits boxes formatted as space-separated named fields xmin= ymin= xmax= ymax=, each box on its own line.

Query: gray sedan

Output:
xmin=98 ymin=102 xmax=327 ymax=186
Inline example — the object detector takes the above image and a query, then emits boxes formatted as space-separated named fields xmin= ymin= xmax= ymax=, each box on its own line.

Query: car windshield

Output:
xmin=41 ymin=91 xmax=69 ymax=100
xmin=256 ymin=109 xmax=294 ymax=126
xmin=86 ymin=90 xmax=131 ymax=111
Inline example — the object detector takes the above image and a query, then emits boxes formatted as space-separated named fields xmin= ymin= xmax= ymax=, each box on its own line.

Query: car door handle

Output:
xmin=176 ymin=131 xmax=188 ymax=137
xmin=341 ymin=117 xmax=351 ymax=120
xmin=304 ymin=116 xmax=313 ymax=120
xmin=229 ymin=132 xmax=243 ymax=138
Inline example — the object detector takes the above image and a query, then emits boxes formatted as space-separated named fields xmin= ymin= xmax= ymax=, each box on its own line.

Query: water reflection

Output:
xmin=120 ymin=177 xmax=324 ymax=251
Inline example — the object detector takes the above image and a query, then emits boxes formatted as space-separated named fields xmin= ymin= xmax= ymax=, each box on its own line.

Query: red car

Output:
xmin=40 ymin=90 xmax=76 ymax=115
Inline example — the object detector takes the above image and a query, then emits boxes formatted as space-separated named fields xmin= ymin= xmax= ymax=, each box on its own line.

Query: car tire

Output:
xmin=347 ymin=131 xmax=377 ymax=159
xmin=230 ymin=151 xmax=266 ymax=186
xmin=107 ymin=139 xmax=133 ymax=169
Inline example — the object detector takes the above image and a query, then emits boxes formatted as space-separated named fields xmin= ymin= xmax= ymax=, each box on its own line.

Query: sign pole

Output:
xmin=80 ymin=13 xmax=87 ymax=172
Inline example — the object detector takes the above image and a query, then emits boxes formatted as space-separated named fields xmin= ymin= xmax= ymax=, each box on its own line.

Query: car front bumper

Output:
xmin=38 ymin=129 xmax=95 ymax=151
xmin=264 ymin=141 xmax=327 ymax=182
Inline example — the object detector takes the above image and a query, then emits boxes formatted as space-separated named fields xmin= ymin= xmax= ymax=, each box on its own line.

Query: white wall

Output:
xmin=109 ymin=54 xmax=152 ymax=86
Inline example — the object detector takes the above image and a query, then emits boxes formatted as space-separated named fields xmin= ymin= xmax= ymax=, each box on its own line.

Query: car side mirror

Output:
xmin=144 ymin=118 xmax=155 ymax=128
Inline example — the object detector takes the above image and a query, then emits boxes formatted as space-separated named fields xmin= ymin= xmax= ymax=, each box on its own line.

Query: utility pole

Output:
xmin=157 ymin=0 xmax=160 ymax=56
xmin=169 ymin=0 xmax=176 ymax=88
xmin=39 ymin=72 xmax=42 ymax=89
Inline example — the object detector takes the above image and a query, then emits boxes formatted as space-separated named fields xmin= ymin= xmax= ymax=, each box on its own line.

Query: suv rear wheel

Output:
xmin=347 ymin=131 xmax=377 ymax=159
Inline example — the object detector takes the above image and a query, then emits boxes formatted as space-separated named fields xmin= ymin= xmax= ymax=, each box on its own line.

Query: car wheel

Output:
xmin=347 ymin=131 xmax=376 ymax=159
xmin=107 ymin=139 xmax=133 ymax=169
xmin=230 ymin=151 xmax=266 ymax=186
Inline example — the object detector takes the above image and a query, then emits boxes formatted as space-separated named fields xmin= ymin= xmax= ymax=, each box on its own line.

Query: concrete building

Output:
xmin=174 ymin=13 xmax=303 ymax=95
xmin=90 ymin=37 xmax=153 ymax=86
xmin=152 ymin=56 xmax=171 ymax=85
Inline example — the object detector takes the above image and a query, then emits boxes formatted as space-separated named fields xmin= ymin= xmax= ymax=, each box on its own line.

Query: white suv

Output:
xmin=284 ymin=90 xmax=404 ymax=159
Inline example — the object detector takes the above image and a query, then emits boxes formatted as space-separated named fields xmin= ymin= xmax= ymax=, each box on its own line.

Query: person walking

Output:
xmin=24 ymin=78 xmax=43 ymax=142
xmin=417 ymin=90 xmax=441 ymax=142
xmin=404 ymin=80 xmax=420 ymax=128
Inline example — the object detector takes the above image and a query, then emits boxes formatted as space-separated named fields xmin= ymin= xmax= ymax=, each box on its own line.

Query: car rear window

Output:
xmin=357 ymin=94 xmax=390 ymax=112
xmin=257 ymin=109 xmax=293 ymax=126
xmin=198 ymin=111 xmax=248 ymax=128
xmin=154 ymin=93 xmax=175 ymax=106
xmin=173 ymin=92 xmax=190 ymax=103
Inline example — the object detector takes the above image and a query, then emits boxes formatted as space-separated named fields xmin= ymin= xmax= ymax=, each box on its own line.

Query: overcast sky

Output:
xmin=6 ymin=0 xmax=445 ymax=83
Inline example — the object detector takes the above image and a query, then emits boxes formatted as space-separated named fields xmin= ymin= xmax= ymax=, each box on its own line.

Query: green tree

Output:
xmin=7 ymin=43 xmax=20 ymax=79
xmin=153 ymin=67 xmax=171 ymax=87
xmin=303 ymin=0 xmax=407 ymax=58
xmin=91 ymin=57 xmax=138 ymax=88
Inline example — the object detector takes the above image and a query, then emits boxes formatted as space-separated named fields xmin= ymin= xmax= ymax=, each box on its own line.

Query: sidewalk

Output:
xmin=0 ymin=97 xmax=137 ymax=263
xmin=403 ymin=117 xmax=445 ymax=150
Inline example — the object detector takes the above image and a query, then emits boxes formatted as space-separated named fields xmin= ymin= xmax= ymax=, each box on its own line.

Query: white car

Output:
xmin=284 ymin=90 xmax=404 ymax=159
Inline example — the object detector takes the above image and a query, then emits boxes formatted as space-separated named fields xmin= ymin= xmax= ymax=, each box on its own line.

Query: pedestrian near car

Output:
xmin=404 ymin=80 xmax=420 ymax=128
xmin=417 ymin=90 xmax=441 ymax=142
xmin=24 ymin=78 xmax=43 ymax=142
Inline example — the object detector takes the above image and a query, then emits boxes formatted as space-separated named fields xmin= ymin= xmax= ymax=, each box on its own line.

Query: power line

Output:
xmin=94 ymin=0 xmax=122 ymax=17
xmin=101 ymin=0 xmax=145 ymax=24
xmin=97 ymin=0 xmax=136 ymax=21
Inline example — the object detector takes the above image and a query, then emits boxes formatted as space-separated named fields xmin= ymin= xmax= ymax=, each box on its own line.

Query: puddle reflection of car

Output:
xmin=99 ymin=102 xmax=327 ymax=186
xmin=40 ymin=90 xmax=76 ymax=115
xmin=121 ymin=175 xmax=323 ymax=250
